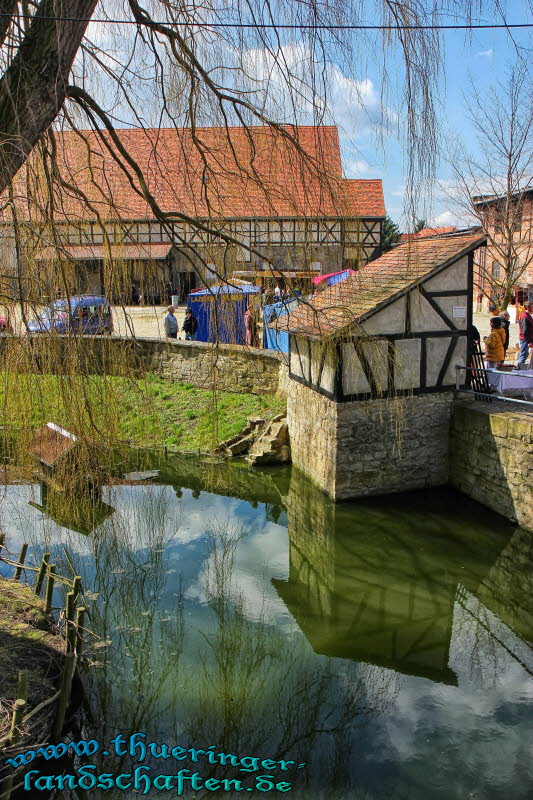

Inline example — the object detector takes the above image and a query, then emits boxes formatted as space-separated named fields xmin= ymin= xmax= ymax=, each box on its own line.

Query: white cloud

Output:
xmin=238 ymin=42 xmax=393 ymax=139
xmin=476 ymin=48 xmax=493 ymax=58
xmin=345 ymin=159 xmax=371 ymax=176
xmin=433 ymin=210 xmax=458 ymax=226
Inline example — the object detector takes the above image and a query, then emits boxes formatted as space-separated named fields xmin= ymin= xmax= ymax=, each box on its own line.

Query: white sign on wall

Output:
xmin=452 ymin=306 xmax=466 ymax=318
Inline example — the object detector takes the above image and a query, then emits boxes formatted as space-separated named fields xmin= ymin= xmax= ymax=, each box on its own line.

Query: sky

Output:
xmin=80 ymin=1 xmax=532 ymax=234
xmin=336 ymin=2 xmax=533 ymax=230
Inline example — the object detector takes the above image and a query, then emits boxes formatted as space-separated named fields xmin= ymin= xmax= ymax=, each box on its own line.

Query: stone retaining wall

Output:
xmin=287 ymin=379 xmax=454 ymax=499
xmin=140 ymin=338 xmax=284 ymax=395
xmin=0 ymin=334 xmax=286 ymax=396
xmin=450 ymin=400 xmax=533 ymax=532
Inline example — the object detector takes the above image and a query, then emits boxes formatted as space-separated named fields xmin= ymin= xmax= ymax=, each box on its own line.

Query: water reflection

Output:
xmin=1 ymin=455 xmax=532 ymax=798
xmin=28 ymin=482 xmax=115 ymax=534
xmin=275 ymin=469 xmax=533 ymax=688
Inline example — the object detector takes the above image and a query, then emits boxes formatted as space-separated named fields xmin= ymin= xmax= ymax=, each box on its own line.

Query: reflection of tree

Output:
xmin=181 ymin=521 xmax=400 ymax=798
xmin=66 ymin=486 xmax=186 ymax=773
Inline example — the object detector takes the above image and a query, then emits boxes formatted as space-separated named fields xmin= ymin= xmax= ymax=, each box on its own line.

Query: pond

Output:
xmin=1 ymin=455 xmax=532 ymax=799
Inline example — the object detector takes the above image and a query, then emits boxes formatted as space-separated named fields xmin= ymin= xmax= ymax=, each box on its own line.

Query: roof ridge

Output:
xmin=56 ymin=124 xmax=341 ymax=135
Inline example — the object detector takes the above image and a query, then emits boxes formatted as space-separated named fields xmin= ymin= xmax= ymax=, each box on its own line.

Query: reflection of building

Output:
xmin=273 ymin=472 xmax=533 ymax=684
xmin=3 ymin=126 xmax=385 ymax=302
xmin=29 ymin=482 xmax=115 ymax=535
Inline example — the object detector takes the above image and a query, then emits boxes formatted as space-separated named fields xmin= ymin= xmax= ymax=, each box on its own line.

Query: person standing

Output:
xmin=484 ymin=317 xmax=506 ymax=369
xmin=182 ymin=308 xmax=198 ymax=340
xmin=164 ymin=305 xmax=178 ymax=339
xmin=244 ymin=306 xmax=253 ymax=346
xmin=517 ymin=301 xmax=533 ymax=369
xmin=499 ymin=311 xmax=510 ymax=359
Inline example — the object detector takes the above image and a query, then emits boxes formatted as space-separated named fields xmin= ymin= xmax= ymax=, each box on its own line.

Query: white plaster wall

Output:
xmin=409 ymin=291 xmax=450 ymax=332
xmin=426 ymin=336 xmax=468 ymax=386
xmin=434 ymin=296 xmax=468 ymax=327
xmin=423 ymin=255 xmax=468 ymax=292
xmin=443 ymin=336 xmax=467 ymax=385
xmin=394 ymin=339 xmax=422 ymax=390
xmin=320 ymin=346 xmax=336 ymax=393
xmin=342 ymin=340 xmax=389 ymax=395
xmin=290 ymin=336 xmax=309 ymax=380
xmin=362 ymin=295 xmax=406 ymax=335
xmin=342 ymin=342 xmax=370 ymax=394
xmin=426 ymin=337 xmax=453 ymax=387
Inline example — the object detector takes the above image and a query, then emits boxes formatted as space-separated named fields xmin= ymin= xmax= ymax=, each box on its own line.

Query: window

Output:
xmin=492 ymin=260 xmax=501 ymax=281
xmin=281 ymin=220 xmax=296 ymax=244
xmin=269 ymin=221 xmax=281 ymax=244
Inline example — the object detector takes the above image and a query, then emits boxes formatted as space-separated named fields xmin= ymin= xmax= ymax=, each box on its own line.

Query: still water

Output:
xmin=1 ymin=455 xmax=532 ymax=799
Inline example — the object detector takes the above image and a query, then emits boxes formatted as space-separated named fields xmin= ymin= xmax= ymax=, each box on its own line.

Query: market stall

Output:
xmin=187 ymin=284 xmax=260 ymax=345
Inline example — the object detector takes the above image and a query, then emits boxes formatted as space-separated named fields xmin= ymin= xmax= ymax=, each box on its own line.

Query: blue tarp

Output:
xmin=313 ymin=268 xmax=356 ymax=287
xmin=262 ymin=299 xmax=298 ymax=354
xmin=187 ymin=285 xmax=260 ymax=344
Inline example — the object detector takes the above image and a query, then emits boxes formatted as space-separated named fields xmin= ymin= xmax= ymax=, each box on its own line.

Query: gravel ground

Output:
xmin=1 ymin=304 xmax=523 ymax=354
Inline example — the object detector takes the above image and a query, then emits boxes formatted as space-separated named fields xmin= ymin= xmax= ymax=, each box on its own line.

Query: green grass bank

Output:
xmin=0 ymin=372 xmax=286 ymax=451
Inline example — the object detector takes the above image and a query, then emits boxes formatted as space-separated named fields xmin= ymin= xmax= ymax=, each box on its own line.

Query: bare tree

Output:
xmin=448 ymin=61 xmax=533 ymax=309
xmin=0 ymin=0 xmax=99 ymax=193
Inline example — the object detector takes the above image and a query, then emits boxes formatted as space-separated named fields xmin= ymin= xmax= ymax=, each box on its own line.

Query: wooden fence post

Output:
xmin=65 ymin=592 xmax=76 ymax=653
xmin=34 ymin=552 xmax=50 ymax=596
xmin=45 ymin=564 xmax=56 ymax=613
xmin=53 ymin=653 xmax=76 ymax=739
xmin=9 ymin=699 xmax=26 ymax=745
xmin=72 ymin=575 xmax=82 ymax=603
xmin=75 ymin=607 xmax=86 ymax=655
xmin=13 ymin=544 xmax=28 ymax=581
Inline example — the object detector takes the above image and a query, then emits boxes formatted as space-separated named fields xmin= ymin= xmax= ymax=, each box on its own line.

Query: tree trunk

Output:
xmin=0 ymin=0 xmax=98 ymax=193
xmin=0 ymin=1 xmax=19 ymax=47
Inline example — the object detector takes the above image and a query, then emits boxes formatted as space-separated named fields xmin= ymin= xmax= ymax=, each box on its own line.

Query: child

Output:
xmin=484 ymin=316 xmax=506 ymax=369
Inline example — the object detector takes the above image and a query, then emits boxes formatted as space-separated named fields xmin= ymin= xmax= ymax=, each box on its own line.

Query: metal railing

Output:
xmin=455 ymin=365 xmax=533 ymax=407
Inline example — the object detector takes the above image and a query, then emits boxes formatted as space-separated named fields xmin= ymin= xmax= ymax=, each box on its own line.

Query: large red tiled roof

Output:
xmin=400 ymin=226 xmax=456 ymax=241
xmin=343 ymin=179 xmax=385 ymax=217
xmin=7 ymin=125 xmax=384 ymax=222
xmin=273 ymin=234 xmax=486 ymax=338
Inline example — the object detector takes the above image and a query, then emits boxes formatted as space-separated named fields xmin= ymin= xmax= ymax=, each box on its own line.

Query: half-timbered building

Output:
xmin=273 ymin=234 xmax=487 ymax=500
xmin=1 ymin=125 xmax=385 ymax=303
xmin=276 ymin=233 xmax=485 ymax=400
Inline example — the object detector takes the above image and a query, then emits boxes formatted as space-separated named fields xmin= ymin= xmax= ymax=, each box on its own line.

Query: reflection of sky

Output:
xmin=1 ymin=481 xmax=533 ymax=799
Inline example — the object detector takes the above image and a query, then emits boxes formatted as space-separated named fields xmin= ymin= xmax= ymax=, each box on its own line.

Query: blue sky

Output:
xmin=339 ymin=3 xmax=533 ymax=230
xmin=82 ymin=2 xmax=532 ymax=233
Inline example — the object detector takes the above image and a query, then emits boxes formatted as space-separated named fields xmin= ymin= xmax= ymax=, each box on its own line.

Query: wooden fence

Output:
xmin=0 ymin=533 xmax=88 ymax=800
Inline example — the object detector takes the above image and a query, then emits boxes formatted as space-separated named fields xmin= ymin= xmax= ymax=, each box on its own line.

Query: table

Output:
xmin=487 ymin=369 xmax=533 ymax=398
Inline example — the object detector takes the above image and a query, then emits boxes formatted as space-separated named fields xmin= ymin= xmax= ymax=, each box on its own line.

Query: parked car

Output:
xmin=28 ymin=296 xmax=114 ymax=335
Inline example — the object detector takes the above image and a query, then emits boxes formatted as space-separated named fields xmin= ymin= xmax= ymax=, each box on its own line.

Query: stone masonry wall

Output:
xmin=335 ymin=392 xmax=453 ymax=500
xmin=140 ymin=338 xmax=283 ymax=395
xmin=0 ymin=334 xmax=284 ymax=396
xmin=450 ymin=400 xmax=533 ymax=532
xmin=287 ymin=378 xmax=454 ymax=500
xmin=287 ymin=380 xmax=338 ymax=496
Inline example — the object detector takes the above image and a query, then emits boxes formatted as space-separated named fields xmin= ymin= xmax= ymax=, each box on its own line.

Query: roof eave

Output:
xmin=281 ymin=235 xmax=486 ymax=338
xmin=354 ymin=235 xmax=486 ymax=328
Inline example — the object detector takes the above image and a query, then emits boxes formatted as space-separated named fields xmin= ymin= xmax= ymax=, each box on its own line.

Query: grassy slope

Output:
xmin=0 ymin=373 xmax=286 ymax=451
xmin=0 ymin=579 xmax=63 ymax=740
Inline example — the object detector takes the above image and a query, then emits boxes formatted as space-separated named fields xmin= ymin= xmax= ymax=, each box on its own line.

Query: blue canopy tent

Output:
xmin=262 ymin=299 xmax=299 ymax=354
xmin=187 ymin=284 xmax=260 ymax=344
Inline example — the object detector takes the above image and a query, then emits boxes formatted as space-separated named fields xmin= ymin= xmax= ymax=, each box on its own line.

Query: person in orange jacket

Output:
xmin=484 ymin=317 xmax=506 ymax=368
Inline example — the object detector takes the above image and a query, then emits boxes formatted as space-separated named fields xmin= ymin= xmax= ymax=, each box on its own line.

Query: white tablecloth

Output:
xmin=487 ymin=369 xmax=533 ymax=398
